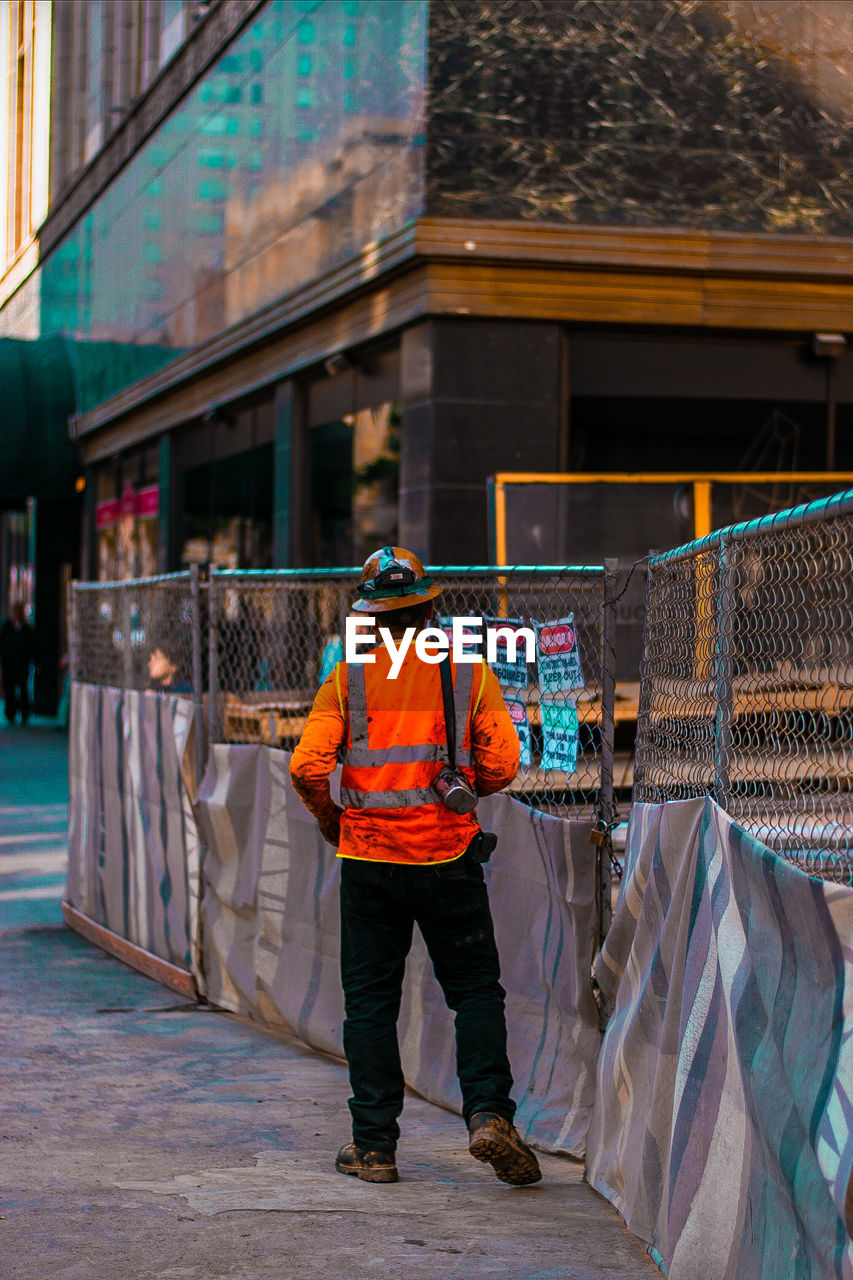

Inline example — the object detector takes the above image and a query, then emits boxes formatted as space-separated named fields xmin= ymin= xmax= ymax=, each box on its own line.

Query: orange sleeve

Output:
xmin=289 ymin=665 xmax=347 ymax=827
xmin=469 ymin=662 xmax=520 ymax=796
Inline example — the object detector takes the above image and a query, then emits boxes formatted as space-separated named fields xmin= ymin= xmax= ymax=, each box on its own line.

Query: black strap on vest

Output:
xmin=439 ymin=655 xmax=456 ymax=768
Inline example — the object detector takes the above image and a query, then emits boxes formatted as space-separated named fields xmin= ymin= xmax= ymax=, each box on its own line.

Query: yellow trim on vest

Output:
xmin=472 ymin=661 xmax=487 ymax=717
xmin=334 ymin=662 xmax=344 ymax=717
xmin=336 ymin=848 xmax=468 ymax=865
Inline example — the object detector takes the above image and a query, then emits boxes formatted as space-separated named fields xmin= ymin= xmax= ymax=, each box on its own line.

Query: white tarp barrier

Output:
xmin=587 ymin=798 xmax=853 ymax=1279
xmin=66 ymin=682 xmax=201 ymax=979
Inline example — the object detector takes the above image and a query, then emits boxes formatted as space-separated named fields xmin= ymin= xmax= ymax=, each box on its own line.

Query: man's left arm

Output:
xmin=290 ymin=668 xmax=347 ymax=845
xmin=469 ymin=662 xmax=520 ymax=796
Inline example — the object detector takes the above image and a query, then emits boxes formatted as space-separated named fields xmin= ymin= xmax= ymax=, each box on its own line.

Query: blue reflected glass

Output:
xmin=1 ymin=0 xmax=427 ymax=414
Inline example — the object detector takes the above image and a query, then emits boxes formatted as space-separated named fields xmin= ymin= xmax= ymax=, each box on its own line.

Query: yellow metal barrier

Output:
xmin=490 ymin=472 xmax=853 ymax=566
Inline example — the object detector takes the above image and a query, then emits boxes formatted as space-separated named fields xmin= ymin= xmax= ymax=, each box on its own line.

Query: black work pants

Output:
xmin=2 ymin=661 xmax=30 ymax=723
xmin=339 ymin=853 xmax=515 ymax=1152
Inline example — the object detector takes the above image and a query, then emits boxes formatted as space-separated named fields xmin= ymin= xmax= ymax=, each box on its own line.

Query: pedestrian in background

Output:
xmin=1 ymin=603 xmax=38 ymax=725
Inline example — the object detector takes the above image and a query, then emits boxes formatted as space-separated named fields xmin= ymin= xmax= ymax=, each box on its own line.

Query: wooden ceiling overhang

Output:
xmin=76 ymin=217 xmax=853 ymax=464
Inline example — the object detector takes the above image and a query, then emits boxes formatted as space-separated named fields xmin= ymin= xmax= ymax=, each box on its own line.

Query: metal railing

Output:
xmin=634 ymin=489 xmax=853 ymax=883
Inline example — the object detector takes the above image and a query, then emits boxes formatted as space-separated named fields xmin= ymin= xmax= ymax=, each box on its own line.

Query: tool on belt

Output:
xmin=433 ymin=655 xmax=498 ymax=863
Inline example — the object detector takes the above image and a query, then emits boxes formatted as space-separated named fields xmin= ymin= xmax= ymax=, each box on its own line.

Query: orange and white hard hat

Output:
xmin=352 ymin=546 xmax=442 ymax=614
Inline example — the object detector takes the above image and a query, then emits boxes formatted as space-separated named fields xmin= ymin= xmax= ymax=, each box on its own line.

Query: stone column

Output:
xmin=399 ymin=319 xmax=566 ymax=562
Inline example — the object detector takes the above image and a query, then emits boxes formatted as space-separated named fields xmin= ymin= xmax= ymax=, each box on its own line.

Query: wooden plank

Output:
xmin=426 ymin=258 xmax=853 ymax=330
xmin=644 ymin=745 xmax=853 ymax=787
xmin=649 ymin=682 xmax=853 ymax=722
xmin=62 ymin=902 xmax=197 ymax=1000
xmin=506 ymin=749 xmax=634 ymax=793
xmin=413 ymin=217 xmax=853 ymax=282
xmin=223 ymin=696 xmax=311 ymax=746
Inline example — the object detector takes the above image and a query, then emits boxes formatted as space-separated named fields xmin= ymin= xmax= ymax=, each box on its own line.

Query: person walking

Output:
xmin=290 ymin=547 xmax=541 ymax=1187
xmin=1 ymin=603 xmax=38 ymax=725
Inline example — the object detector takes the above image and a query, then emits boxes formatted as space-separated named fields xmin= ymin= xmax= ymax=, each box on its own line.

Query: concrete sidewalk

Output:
xmin=1 ymin=722 xmax=656 ymax=1280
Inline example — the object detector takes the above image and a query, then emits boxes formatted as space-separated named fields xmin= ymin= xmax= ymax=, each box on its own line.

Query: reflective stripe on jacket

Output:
xmin=289 ymin=642 xmax=521 ymax=865
xmin=339 ymin=659 xmax=474 ymax=809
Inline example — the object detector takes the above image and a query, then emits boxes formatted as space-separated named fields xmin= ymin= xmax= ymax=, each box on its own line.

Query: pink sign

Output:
xmin=119 ymin=484 xmax=137 ymax=518
xmin=98 ymin=486 xmax=159 ymax=527
xmin=95 ymin=499 xmax=119 ymax=531
xmin=137 ymin=485 xmax=159 ymax=518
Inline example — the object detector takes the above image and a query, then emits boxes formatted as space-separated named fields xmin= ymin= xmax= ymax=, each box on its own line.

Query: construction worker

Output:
xmin=290 ymin=547 xmax=541 ymax=1187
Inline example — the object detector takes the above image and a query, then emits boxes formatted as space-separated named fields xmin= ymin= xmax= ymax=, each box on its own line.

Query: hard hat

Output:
xmin=352 ymin=546 xmax=442 ymax=614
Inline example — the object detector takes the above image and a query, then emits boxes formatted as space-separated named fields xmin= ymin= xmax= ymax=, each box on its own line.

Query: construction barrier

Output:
xmin=65 ymin=681 xmax=202 ymax=993
xmin=65 ymin=572 xmax=205 ymax=992
xmin=66 ymin=563 xmax=616 ymax=1153
xmin=588 ymin=488 xmax=853 ymax=1276
xmin=634 ymin=488 xmax=853 ymax=882
xmin=64 ymin=496 xmax=853 ymax=1273
xmin=588 ymin=797 xmax=853 ymax=1278
xmin=488 ymin=471 xmax=853 ymax=686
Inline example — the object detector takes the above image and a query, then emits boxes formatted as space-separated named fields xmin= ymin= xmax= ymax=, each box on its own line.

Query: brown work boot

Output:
xmin=468 ymin=1113 xmax=542 ymax=1186
xmin=335 ymin=1142 xmax=398 ymax=1183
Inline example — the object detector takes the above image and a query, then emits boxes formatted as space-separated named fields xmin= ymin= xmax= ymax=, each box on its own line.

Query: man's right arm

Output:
xmin=289 ymin=667 xmax=347 ymax=845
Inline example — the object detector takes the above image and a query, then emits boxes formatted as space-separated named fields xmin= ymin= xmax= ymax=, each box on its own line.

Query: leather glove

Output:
xmin=319 ymin=806 xmax=344 ymax=847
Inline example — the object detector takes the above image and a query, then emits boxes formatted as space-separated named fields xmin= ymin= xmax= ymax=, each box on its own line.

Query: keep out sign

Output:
xmin=535 ymin=615 xmax=584 ymax=695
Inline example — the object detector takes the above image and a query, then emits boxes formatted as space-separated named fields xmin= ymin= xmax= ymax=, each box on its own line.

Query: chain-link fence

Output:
xmin=70 ymin=572 xmax=200 ymax=693
xmin=70 ymin=565 xmax=616 ymax=825
xmin=634 ymin=489 xmax=853 ymax=883
xmin=207 ymin=566 xmax=615 ymax=826
xmin=70 ymin=570 xmax=207 ymax=788
xmin=70 ymin=563 xmax=618 ymax=938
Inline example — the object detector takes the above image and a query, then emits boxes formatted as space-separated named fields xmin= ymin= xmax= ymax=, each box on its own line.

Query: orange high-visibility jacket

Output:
xmin=289 ymin=644 xmax=520 ymax=865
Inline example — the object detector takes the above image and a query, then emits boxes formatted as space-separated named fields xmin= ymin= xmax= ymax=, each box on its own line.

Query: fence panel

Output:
xmin=635 ymin=489 xmax=853 ymax=882
xmin=67 ymin=572 xmax=205 ymax=988
xmin=71 ymin=573 xmax=198 ymax=693
xmin=207 ymin=566 xmax=612 ymax=824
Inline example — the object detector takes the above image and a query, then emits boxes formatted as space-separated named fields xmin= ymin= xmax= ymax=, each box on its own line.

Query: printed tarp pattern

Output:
xmin=586 ymin=797 xmax=853 ymax=1280
xmin=193 ymin=743 xmax=602 ymax=1156
xmin=66 ymin=682 xmax=201 ymax=980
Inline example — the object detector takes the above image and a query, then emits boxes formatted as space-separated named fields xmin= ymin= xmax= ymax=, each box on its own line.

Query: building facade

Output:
xmin=0 ymin=0 xmax=203 ymax=707
xmin=3 ymin=0 xmax=853 ymax=695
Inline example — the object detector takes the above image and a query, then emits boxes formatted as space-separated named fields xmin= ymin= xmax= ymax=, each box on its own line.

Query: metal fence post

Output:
xmin=190 ymin=565 xmax=204 ymax=788
xmin=597 ymin=559 xmax=618 ymax=946
xmin=122 ymin=584 xmax=133 ymax=691
xmin=207 ymin=569 xmax=219 ymax=749
xmin=67 ymin=578 xmax=78 ymax=684
xmin=713 ymin=536 xmax=734 ymax=809
xmin=632 ymin=551 xmax=658 ymax=802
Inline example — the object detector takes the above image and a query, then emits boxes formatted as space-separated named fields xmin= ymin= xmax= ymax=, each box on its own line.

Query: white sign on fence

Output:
xmin=535 ymin=616 xmax=584 ymax=695
xmin=503 ymin=690 xmax=532 ymax=767
xmin=540 ymin=699 xmax=579 ymax=774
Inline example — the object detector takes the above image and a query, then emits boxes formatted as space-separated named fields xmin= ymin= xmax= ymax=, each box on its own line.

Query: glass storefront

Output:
xmin=1 ymin=0 xmax=427 ymax=414
xmin=180 ymin=442 xmax=274 ymax=570
xmin=95 ymin=445 xmax=159 ymax=581
xmin=306 ymin=346 xmax=399 ymax=566
xmin=175 ymin=396 xmax=276 ymax=571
